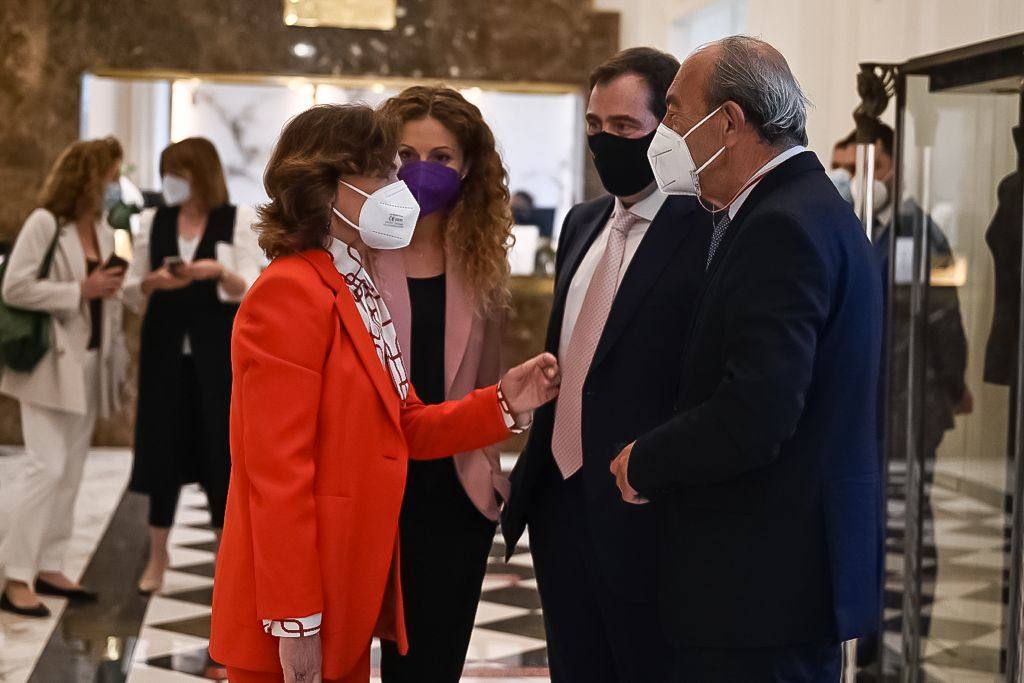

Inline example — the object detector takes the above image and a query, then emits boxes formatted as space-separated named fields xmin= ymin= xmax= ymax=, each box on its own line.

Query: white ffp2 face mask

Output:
xmin=332 ymin=180 xmax=421 ymax=250
xmin=850 ymin=176 xmax=890 ymax=213
xmin=647 ymin=105 xmax=726 ymax=197
xmin=161 ymin=174 xmax=191 ymax=206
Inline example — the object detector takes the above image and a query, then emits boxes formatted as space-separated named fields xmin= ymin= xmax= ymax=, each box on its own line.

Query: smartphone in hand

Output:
xmin=163 ymin=256 xmax=187 ymax=278
xmin=104 ymin=253 xmax=129 ymax=271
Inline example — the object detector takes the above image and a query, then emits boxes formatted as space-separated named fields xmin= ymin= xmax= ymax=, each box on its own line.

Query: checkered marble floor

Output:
xmin=882 ymin=460 xmax=1012 ymax=682
xmin=3 ymin=446 xmax=1017 ymax=682
xmin=128 ymin=482 xmax=550 ymax=681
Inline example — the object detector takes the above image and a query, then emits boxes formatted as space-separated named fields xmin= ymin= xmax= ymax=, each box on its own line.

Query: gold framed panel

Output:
xmin=284 ymin=0 xmax=397 ymax=31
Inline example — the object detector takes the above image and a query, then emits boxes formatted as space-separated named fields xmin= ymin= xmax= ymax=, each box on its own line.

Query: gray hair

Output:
xmin=700 ymin=35 xmax=810 ymax=147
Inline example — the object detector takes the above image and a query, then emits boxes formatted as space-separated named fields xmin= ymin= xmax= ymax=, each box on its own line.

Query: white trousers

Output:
xmin=0 ymin=351 xmax=99 ymax=583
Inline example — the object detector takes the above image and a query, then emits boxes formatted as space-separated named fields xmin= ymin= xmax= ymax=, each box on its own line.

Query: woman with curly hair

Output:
xmin=375 ymin=86 xmax=515 ymax=682
xmin=0 ymin=137 xmax=129 ymax=616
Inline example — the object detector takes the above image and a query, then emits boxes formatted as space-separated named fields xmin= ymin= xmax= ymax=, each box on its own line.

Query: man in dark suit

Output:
xmin=611 ymin=36 xmax=884 ymax=681
xmin=501 ymin=47 xmax=711 ymax=682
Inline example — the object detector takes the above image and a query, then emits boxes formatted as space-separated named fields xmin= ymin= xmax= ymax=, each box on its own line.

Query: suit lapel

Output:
xmin=591 ymin=195 xmax=703 ymax=368
xmin=299 ymin=250 xmax=402 ymax=429
xmin=546 ymin=197 xmax=614 ymax=353
xmin=98 ymin=224 xmax=114 ymax=261
xmin=684 ymin=151 xmax=823 ymax=359
xmin=443 ymin=246 xmax=473 ymax=398
xmin=58 ymin=223 xmax=87 ymax=283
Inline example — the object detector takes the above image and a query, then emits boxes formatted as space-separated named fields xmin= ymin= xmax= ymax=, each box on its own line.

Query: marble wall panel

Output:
xmin=0 ymin=0 xmax=618 ymax=445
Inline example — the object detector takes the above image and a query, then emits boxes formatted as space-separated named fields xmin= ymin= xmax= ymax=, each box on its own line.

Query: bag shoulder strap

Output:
xmin=37 ymin=217 xmax=63 ymax=280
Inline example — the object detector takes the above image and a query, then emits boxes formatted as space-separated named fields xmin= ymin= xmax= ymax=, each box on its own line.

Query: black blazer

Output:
xmin=502 ymin=193 xmax=711 ymax=602
xmin=628 ymin=152 xmax=885 ymax=647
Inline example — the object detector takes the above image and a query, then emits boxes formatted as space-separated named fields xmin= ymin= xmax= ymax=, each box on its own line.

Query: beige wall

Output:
xmin=594 ymin=0 xmax=1024 ymax=161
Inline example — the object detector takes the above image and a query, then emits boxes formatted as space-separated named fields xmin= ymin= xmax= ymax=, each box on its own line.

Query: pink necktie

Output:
xmin=551 ymin=206 xmax=640 ymax=479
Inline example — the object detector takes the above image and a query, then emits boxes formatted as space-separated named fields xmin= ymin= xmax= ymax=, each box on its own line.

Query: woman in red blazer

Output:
xmin=209 ymin=104 xmax=559 ymax=683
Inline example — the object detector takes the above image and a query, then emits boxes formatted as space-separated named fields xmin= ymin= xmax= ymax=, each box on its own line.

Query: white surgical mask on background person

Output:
xmin=161 ymin=174 xmax=191 ymax=206
xmin=647 ymin=104 xmax=726 ymax=197
xmin=850 ymin=175 xmax=890 ymax=212
xmin=332 ymin=180 xmax=421 ymax=250
xmin=103 ymin=181 xmax=122 ymax=211
xmin=828 ymin=167 xmax=854 ymax=204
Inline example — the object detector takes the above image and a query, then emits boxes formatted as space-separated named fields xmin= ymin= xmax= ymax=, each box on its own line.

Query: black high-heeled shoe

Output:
xmin=34 ymin=578 xmax=98 ymax=602
xmin=0 ymin=591 xmax=51 ymax=618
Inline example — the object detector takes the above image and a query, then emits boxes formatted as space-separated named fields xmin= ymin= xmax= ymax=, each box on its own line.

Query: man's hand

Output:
xmin=610 ymin=442 xmax=648 ymax=505
xmin=279 ymin=633 xmax=322 ymax=683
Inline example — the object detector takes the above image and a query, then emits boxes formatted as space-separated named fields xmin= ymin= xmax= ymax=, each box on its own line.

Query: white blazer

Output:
xmin=0 ymin=208 xmax=128 ymax=418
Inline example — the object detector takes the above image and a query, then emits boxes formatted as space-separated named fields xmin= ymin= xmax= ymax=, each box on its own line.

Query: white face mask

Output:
xmin=647 ymin=105 xmax=726 ymax=196
xmin=161 ymin=174 xmax=191 ymax=206
xmin=332 ymin=180 xmax=421 ymax=250
xmin=850 ymin=176 xmax=890 ymax=213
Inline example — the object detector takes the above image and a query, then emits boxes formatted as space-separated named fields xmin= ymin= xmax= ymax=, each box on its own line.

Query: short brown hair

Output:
xmin=588 ymin=47 xmax=681 ymax=121
xmin=159 ymin=137 xmax=229 ymax=210
xmin=39 ymin=136 xmax=122 ymax=222
xmin=256 ymin=104 xmax=398 ymax=260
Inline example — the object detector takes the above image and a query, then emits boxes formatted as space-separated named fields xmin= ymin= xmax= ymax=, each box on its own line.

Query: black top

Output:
xmin=85 ymin=259 xmax=101 ymax=350
xmin=407 ymin=274 xmax=446 ymax=405
xmin=130 ymin=204 xmax=239 ymax=497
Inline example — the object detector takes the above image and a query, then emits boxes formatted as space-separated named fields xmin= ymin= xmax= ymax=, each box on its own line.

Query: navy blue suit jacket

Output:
xmin=501 ymin=193 xmax=711 ymax=602
xmin=628 ymin=151 xmax=885 ymax=646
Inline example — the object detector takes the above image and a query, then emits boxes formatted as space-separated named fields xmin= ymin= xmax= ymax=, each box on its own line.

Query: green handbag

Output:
xmin=0 ymin=222 xmax=63 ymax=372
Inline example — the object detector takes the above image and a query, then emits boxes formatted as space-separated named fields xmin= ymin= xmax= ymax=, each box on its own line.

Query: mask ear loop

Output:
xmin=699 ymin=167 xmax=774 ymax=215
xmin=332 ymin=180 xmax=368 ymax=231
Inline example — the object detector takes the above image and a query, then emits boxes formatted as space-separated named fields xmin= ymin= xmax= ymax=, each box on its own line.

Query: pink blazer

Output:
xmin=373 ymin=248 xmax=510 ymax=521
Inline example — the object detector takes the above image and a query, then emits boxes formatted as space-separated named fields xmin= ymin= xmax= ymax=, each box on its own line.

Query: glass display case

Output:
xmin=855 ymin=33 xmax=1024 ymax=683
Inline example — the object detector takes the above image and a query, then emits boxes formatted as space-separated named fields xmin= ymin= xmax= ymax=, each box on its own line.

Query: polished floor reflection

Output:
xmin=0 ymin=449 xmax=550 ymax=682
xmin=883 ymin=460 xmax=1010 ymax=682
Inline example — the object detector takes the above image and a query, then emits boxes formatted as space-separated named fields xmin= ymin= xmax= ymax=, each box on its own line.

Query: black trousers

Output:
xmin=529 ymin=473 xmax=672 ymax=683
xmin=379 ymin=458 xmax=495 ymax=683
xmin=672 ymin=643 xmax=842 ymax=682
xmin=147 ymin=356 xmax=230 ymax=529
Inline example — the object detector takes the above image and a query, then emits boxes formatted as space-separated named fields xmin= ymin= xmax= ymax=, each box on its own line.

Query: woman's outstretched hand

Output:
xmin=500 ymin=352 xmax=561 ymax=415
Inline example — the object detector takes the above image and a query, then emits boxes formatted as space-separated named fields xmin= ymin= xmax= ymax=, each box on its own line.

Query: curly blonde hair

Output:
xmin=380 ymin=86 xmax=513 ymax=313
xmin=38 ymin=137 xmax=122 ymax=222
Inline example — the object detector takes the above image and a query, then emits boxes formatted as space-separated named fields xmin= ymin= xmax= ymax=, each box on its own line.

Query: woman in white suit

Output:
xmin=0 ymin=137 xmax=129 ymax=617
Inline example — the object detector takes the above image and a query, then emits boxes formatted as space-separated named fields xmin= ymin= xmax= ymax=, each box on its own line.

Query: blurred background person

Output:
xmin=830 ymin=123 xmax=970 ymax=665
xmin=511 ymin=190 xmax=535 ymax=225
xmin=0 ymin=137 xmax=129 ymax=616
xmin=374 ymin=85 xmax=514 ymax=682
xmin=124 ymin=137 xmax=262 ymax=595
xmin=502 ymin=47 xmax=711 ymax=682
xmin=208 ymin=102 xmax=558 ymax=683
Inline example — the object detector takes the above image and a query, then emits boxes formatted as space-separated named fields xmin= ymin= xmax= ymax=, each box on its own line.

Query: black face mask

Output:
xmin=587 ymin=130 xmax=657 ymax=197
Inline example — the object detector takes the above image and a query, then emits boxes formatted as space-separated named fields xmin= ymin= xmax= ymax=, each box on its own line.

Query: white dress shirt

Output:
xmin=558 ymin=189 xmax=668 ymax=360
xmin=727 ymin=145 xmax=807 ymax=220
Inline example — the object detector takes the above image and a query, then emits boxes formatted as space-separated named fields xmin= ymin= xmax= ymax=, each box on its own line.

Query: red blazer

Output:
xmin=209 ymin=249 xmax=511 ymax=679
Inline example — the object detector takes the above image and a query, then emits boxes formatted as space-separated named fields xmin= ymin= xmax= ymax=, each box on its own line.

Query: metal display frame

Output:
xmin=857 ymin=32 xmax=1024 ymax=683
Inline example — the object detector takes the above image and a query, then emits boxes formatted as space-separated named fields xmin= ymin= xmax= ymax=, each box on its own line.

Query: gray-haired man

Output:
xmin=610 ymin=36 xmax=883 ymax=681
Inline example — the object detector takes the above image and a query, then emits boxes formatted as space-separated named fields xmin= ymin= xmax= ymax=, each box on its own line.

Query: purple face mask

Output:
xmin=397 ymin=160 xmax=462 ymax=217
